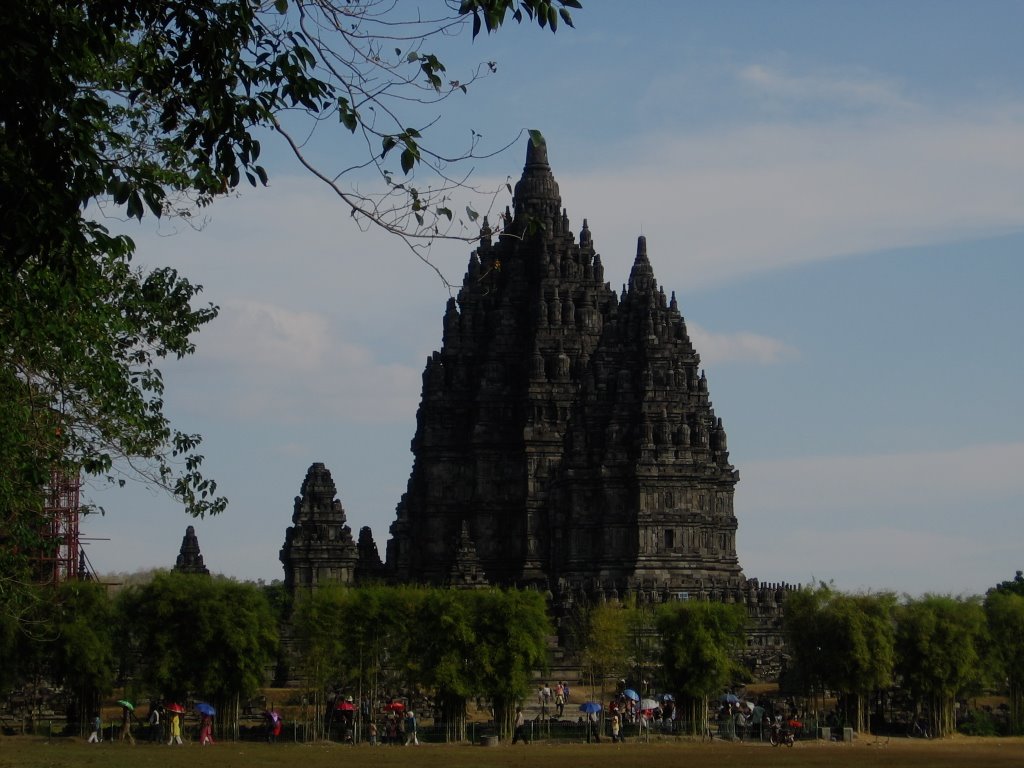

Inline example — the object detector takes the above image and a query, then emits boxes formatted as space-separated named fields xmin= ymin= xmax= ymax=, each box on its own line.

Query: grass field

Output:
xmin=2 ymin=735 xmax=1023 ymax=768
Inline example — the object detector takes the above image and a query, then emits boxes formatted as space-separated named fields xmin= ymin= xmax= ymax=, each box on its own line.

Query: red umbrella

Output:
xmin=384 ymin=701 xmax=405 ymax=712
xmin=335 ymin=700 xmax=355 ymax=711
xmin=166 ymin=703 xmax=185 ymax=714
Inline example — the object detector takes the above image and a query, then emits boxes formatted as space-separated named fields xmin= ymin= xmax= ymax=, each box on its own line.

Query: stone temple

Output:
xmin=282 ymin=138 xmax=749 ymax=602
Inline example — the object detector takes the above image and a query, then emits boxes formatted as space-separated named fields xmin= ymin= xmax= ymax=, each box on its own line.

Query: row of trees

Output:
xmin=784 ymin=573 xmax=1024 ymax=737
xmin=4 ymin=571 xmax=1022 ymax=740
xmin=291 ymin=585 xmax=550 ymax=740
xmin=0 ymin=574 xmax=554 ymax=740
xmin=570 ymin=574 xmax=1024 ymax=738
xmin=1 ymin=573 xmax=279 ymax=737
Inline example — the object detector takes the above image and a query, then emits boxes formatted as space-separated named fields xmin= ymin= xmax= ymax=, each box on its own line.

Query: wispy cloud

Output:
xmin=174 ymin=298 xmax=422 ymax=426
xmin=738 ymin=63 xmax=912 ymax=110
xmin=688 ymin=322 xmax=798 ymax=365
xmin=557 ymin=106 xmax=1024 ymax=291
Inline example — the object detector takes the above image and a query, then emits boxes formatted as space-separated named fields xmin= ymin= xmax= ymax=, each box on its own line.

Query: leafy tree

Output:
xmin=1 ymin=0 xmax=582 ymax=616
xmin=894 ymin=595 xmax=987 ymax=738
xmin=985 ymin=586 xmax=1024 ymax=733
xmin=290 ymin=585 xmax=354 ymax=739
xmin=992 ymin=570 xmax=1024 ymax=597
xmin=466 ymin=588 xmax=551 ymax=740
xmin=656 ymin=600 xmax=747 ymax=736
xmin=119 ymin=572 xmax=278 ymax=737
xmin=291 ymin=585 xmax=551 ymax=742
xmin=579 ymin=602 xmax=632 ymax=705
xmin=413 ymin=589 xmax=478 ymax=741
xmin=783 ymin=585 xmax=895 ymax=733
xmin=49 ymin=580 xmax=118 ymax=733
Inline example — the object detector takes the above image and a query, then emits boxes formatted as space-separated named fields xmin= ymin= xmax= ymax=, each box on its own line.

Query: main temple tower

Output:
xmin=387 ymin=138 xmax=615 ymax=585
xmin=385 ymin=138 xmax=744 ymax=595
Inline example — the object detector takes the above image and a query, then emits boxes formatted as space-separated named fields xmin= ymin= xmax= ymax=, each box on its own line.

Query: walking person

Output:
xmin=200 ymin=713 xmax=215 ymax=745
xmin=119 ymin=704 xmax=135 ymax=745
xmin=404 ymin=710 xmax=419 ymax=745
xmin=87 ymin=713 xmax=102 ymax=743
xmin=167 ymin=712 xmax=183 ymax=745
xmin=511 ymin=706 xmax=529 ymax=744
xmin=148 ymin=704 xmax=162 ymax=742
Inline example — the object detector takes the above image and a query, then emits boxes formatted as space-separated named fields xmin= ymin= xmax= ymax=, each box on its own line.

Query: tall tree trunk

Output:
xmin=1010 ymin=679 xmax=1022 ymax=734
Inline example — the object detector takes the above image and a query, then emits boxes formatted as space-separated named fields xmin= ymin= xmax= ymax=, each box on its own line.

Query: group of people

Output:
xmin=86 ymin=703 xmax=208 ymax=746
xmin=536 ymin=681 xmax=570 ymax=718
xmin=369 ymin=709 xmax=418 ymax=745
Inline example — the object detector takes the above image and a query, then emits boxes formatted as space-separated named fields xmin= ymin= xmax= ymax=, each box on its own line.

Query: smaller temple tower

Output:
xmin=174 ymin=525 xmax=210 ymax=575
xmin=280 ymin=463 xmax=358 ymax=596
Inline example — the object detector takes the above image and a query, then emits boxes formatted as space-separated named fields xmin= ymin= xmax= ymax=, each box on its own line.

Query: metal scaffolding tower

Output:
xmin=40 ymin=468 xmax=82 ymax=585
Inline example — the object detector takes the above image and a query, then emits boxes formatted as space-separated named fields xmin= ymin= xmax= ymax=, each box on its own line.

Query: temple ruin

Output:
xmin=276 ymin=138 xmax=792 ymax=675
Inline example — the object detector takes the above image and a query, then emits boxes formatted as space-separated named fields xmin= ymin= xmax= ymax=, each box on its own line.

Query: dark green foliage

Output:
xmin=895 ymin=594 xmax=987 ymax=738
xmin=985 ymin=583 xmax=1024 ymax=733
xmin=991 ymin=570 xmax=1024 ymax=597
xmin=1 ymin=0 xmax=581 ymax=620
xmin=783 ymin=585 xmax=896 ymax=733
xmin=291 ymin=586 xmax=551 ymax=741
xmin=118 ymin=572 xmax=278 ymax=730
xmin=656 ymin=600 xmax=747 ymax=735
xmin=50 ymin=580 xmax=118 ymax=729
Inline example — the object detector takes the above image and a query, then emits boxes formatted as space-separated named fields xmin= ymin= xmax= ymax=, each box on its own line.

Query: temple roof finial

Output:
xmin=525 ymin=132 xmax=549 ymax=168
xmin=513 ymin=132 xmax=560 ymax=221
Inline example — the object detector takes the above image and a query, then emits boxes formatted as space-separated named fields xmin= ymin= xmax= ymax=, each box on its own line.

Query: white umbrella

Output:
xmin=640 ymin=698 xmax=659 ymax=710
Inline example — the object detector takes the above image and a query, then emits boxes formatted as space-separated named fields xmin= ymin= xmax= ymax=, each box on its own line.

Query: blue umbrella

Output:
xmin=661 ymin=693 xmax=674 ymax=702
xmin=579 ymin=701 xmax=602 ymax=714
xmin=622 ymin=689 xmax=640 ymax=701
xmin=195 ymin=702 xmax=216 ymax=716
xmin=721 ymin=693 xmax=739 ymax=705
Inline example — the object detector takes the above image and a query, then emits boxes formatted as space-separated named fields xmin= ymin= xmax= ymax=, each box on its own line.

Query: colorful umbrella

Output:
xmin=661 ymin=694 xmax=675 ymax=702
xmin=622 ymin=688 xmax=640 ymax=701
xmin=266 ymin=710 xmax=281 ymax=723
xmin=579 ymin=701 xmax=602 ymax=714
xmin=335 ymin=700 xmax=355 ymax=711
xmin=195 ymin=702 xmax=216 ymax=716
xmin=117 ymin=699 xmax=134 ymax=711
xmin=166 ymin=703 xmax=185 ymax=714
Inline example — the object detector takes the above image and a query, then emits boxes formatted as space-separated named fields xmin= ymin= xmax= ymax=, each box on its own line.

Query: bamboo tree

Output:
xmin=579 ymin=602 xmax=632 ymax=713
xmin=471 ymin=589 xmax=551 ymax=740
xmin=984 ymin=587 xmax=1024 ymax=734
xmin=895 ymin=595 xmax=987 ymax=738
xmin=656 ymin=600 xmax=747 ymax=736
xmin=119 ymin=572 xmax=278 ymax=738
xmin=50 ymin=580 xmax=117 ymax=734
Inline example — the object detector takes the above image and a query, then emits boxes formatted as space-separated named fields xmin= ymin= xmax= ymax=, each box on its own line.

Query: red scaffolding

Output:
xmin=40 ymin=468 xmax=82 ymax=585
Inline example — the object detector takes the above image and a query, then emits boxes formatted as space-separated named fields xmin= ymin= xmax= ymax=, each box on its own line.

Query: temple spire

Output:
xmin=628 ymin=235 xmax=655 ymax=292
xmin=174 ymin=525 xmax=210 ymax=575
xmin=512 ymin=135 xmax=561 ymax=224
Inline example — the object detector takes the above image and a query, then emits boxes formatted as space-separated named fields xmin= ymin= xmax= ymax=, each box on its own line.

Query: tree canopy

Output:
xmin=0 ymin=0 xmax=582 ymax=609
xmin=118 ymin=572 xmax=278 ymax=733
xmin=656 ymin=600 xmax=748 ymax=735
xmin=985 ymin=583 xmax=1024 ymax=733
xmin=894 ymin=594 xmax=987 ymax=738
xmin=291 ymin=585 xmax=550 ymax=741
xmin=782 ymin=584 xmax=896 ymax=733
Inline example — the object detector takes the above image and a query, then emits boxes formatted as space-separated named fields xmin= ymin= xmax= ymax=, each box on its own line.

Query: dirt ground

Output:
xmin=2 ymin=734 xmax=1023 ymax=768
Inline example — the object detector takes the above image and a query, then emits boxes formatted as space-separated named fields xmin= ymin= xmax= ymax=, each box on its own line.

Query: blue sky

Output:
xmin=87 ymin=2 xmax=1024 ymax=596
